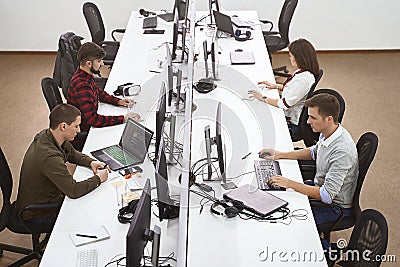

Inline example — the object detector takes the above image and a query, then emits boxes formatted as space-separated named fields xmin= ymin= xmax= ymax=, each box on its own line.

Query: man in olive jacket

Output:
xmin=16 ymin=103 xmax=109 ymax=221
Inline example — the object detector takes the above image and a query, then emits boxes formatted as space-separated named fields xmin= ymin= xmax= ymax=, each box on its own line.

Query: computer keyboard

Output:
xmin=254 ymin=160 xmax=284 ymax=190
xmin=76 ymin=249 xmax=98 ymax=267
xmin=104 ymin=146 xmax=136 ymax=165
xmin=143 ymin=16 xmax=158 ymax=29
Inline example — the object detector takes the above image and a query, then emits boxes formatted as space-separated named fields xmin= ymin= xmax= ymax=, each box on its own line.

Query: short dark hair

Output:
xmin=49 ymin=104 xmax=81 ymax=130
xmin=288 ymin=38 xmax=320 ymax=79
xmin=77 ymin=42 xmax=105 ymax=66
xmin=305 ymin=93 xmax=340 ymax=123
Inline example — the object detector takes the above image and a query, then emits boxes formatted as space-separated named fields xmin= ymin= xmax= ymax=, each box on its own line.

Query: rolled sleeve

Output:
xmin=310 ymin=145 xmax=316 ymax=160
xmin=320 ymin=185 xmax=333 ymax=204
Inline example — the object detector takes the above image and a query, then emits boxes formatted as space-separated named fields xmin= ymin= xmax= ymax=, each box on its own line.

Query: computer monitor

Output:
xmin=204 ymin=102 xmax=226 ymax=182
xmin=210 ymin=28 xmax=219 ymax=80
xmin=155 ymin=137 xmax=180 ymax=221
xmin=155 ymin=81 xmax=167 ymax=158
xmin=174 ymin=0 xmax=187 ymax=20
xmin=215 ymin=102 xmax=226 ymax=182
xmin=203 ymin=40 xmax=210 ymax=79
xmin=151 ymin=225 xmax=161 ymax=267
xmin=126 ymin=179 xmax=151 ymax=267
xmin=172 ymin=9 xmax=180 ymax=60
xmin=208 ymin=0 xmax=220 ymax=24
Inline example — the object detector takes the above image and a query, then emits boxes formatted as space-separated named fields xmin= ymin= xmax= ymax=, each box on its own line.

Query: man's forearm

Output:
xmin=279 ymin=148 xmax=313 ymax=160
xmin=288 ymin=179 xmax=321 ymax=200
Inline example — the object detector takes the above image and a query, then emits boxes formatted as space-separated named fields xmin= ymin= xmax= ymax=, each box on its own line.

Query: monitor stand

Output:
xmin=163 ymin=205 xmax=180 ymax=219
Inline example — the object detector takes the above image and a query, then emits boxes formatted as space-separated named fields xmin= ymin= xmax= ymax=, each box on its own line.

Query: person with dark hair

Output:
xmin=248 ymin=38 xmax=320 ymax=134
xmin=16 ymin=103 xmax=109 ymax=222
xmin=67 ymin=42 xmax=140 ymax=134
xmin=259 ymin=93 xmax=358 ymax=226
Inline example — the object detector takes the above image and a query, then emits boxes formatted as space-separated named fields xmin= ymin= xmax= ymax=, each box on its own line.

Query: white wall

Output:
xmin=0 ymin=0 xmax=399 ymax=51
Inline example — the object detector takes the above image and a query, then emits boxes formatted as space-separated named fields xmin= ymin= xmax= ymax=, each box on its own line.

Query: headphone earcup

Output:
xmin=224 ymin=206 xmax=239 ymax=218
xmin=231 ymin=199 xmax=245 ymax=211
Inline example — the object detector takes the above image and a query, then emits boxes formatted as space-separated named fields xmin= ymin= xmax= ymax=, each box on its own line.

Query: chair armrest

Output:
xmin=111 ymin=28 xmax=126 ymax=41
xmin=263 ymin=30 xmax=280 ymax=36
xmin=18 ymin=202 xmax=60 ymax=218
xmin=259 ymin=19 xmax=273 ymax=31
xmin=309 ymin=200 xmax=345 ymax=232
xmin=99 ymin=40 xmax=120 ymax=47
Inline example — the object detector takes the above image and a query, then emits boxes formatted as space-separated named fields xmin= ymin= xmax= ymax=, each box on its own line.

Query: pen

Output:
xmin=149 ymin=70 xmax=161 ymax=73
xmin=241 ymin=152 xmax=251 ymax=160
xmin=76 ymin=234 xmax=97 ymax=239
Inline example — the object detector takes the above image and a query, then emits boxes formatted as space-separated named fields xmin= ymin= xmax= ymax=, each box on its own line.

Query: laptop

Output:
xmin=223 ymin=184 xmax=288 ymax=217
xmin=231 ymin=15 xmax=252 ymax=29
xmin=91 ymin=119 xmax=154 ymax=171
xmin=213 ymin=10 xmax=234 ymax=36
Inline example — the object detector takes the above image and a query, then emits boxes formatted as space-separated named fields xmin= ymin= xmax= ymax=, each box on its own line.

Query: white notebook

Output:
xmin=230 ymin=51 xmax=255 ymax=65
xmin=69 ymin=225 xmax=110 ymax=247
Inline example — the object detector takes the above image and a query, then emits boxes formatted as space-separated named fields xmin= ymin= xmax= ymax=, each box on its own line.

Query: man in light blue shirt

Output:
xmin=260 ymin=93 xmax=358 ymax=225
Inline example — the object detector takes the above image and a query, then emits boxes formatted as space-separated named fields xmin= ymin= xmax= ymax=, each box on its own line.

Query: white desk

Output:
xmin=40 ymin=9 xmax=326 ymax=267
xmin=186 ymin=11 xmax=327 ymax=266
xmin=40 ymin=11 xmax=184 ymax=267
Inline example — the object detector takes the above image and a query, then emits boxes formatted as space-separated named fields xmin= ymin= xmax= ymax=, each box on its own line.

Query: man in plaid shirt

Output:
xmin=67 ymin=42 xmax=140 ymax=147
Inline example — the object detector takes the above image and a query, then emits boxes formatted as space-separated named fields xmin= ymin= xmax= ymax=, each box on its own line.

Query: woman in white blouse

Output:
xmin=248 ymin=38 xmax=320 ymax=136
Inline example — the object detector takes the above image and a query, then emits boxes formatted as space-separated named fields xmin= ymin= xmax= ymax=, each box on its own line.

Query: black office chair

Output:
xmin=41 ymin=77 xmax=88 ymax=152
xmin=290 ymin=69 xmax=323 ymax=142
xmin=41 ymin=77 xmax=63 ymax=111
xmin=260 ymin=0 xmax=298 ymax=77
xmin=327 ymin=209 xmax=388 ymax=267
xmin=295 ymin=88 xmax=346 ymax=147
xmin=313 ymin=132 xmax=378 ymax=242
xmin=83 ymin=2 xmax=125 ymax=66
xmin=0 ymin=147 xmax=59 ymax=267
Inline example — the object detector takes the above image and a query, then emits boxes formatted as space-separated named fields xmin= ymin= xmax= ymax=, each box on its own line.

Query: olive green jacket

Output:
xmin=16 ymin=129 xmax=101 ymax=220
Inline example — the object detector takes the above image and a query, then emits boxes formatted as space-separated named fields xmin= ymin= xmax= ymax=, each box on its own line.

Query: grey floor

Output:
xmin=0 ymin=51 xmax=399 ymax=266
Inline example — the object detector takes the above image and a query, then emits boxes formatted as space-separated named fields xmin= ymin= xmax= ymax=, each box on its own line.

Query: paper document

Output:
xmin=69 ymin=225 xmax=110 ymax=247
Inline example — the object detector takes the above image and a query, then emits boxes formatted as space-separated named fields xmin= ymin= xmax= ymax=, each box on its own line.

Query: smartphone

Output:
xmin=119 ymin=166 xmax=143 ymax=176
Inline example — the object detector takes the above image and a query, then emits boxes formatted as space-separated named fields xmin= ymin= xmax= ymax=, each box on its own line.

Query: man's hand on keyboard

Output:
xmin=268 ymin=175 xmax=290 ymax=189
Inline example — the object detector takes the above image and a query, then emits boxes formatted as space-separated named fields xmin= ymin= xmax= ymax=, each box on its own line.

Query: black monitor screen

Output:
xmin=215 ymin=102 xmax=226 ymax=182
xmin=155 ymin=82 xmax=167 ymax=157
xmin=126 ymin=179 xmax=151 ymax=267
xmin=155 ymin=137 xmax=179 ymax=221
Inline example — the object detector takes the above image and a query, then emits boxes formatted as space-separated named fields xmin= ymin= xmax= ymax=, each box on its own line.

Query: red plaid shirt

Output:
xmin=67 ymin=68 xmax=124 ymax=132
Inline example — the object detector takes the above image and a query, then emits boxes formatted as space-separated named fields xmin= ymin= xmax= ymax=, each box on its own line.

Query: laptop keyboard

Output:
xmin=143 ymin=16 xmax=158 ymax=29
xmin=254 ymin=160 xmax=282 ymax=190
xmin=104 ymin=146 xmax=137 ymax=166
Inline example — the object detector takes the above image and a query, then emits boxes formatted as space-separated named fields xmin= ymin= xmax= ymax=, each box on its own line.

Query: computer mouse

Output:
xmin=259 ymin=152 xmax=271 ymax=158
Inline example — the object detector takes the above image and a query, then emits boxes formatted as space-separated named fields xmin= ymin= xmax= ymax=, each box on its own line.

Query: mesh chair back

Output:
xmin=83 ymin=2 xmax=105 ymax=44
xmin=0 ymin=147 xmax=13 ymax=231
xmin=352 ymin=133 xmax=378 ymax=220
xmin=343 ymin=209 xmax=388 ymax=267
xmin=300 ymin=88 xmax=345 ymax=147
xmin=307 ymin=69 xmax=323 ymax=98
xmin=41 ymin=77 xmax=63 ymax=111
xmin=278 ymin=0 xmax=298 ymax=46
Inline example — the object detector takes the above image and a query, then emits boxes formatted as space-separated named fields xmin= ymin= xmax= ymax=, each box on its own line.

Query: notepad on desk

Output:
xmin=230 ymin=51 xmax=255 ymax=65
xmin=69 ymin=225 xmax=110 ymax=247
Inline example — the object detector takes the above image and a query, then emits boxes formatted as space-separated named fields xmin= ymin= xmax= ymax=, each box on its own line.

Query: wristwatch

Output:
xmin=262 ymin=96 xmax=268 ymax=103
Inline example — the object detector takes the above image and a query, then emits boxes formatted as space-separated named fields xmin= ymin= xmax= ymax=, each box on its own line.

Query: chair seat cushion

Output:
xmin=7 ymin=202 xmax=54 ymax=234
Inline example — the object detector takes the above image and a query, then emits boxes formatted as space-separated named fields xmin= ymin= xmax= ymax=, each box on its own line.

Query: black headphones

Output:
xmin=210 ymin=199 xmax=245 ymax=218
xmin=234 ymin=29 xmax=252 ymax=42
xmin=193 ymin=78 xmax=217 ymax=94
xmin=118 ymin=199 xmax=140 ymax=223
